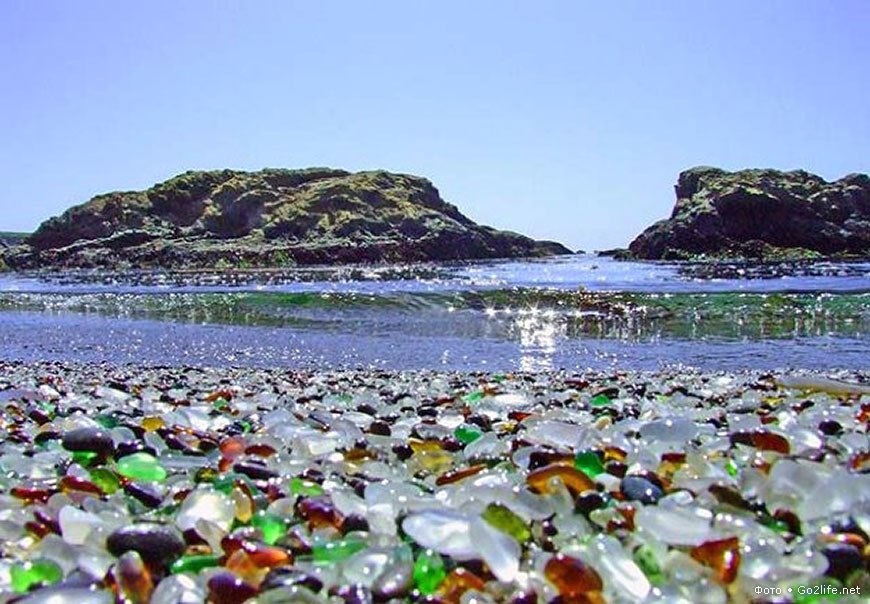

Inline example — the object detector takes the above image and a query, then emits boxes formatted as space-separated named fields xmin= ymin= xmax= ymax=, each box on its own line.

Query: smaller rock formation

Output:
xmin=628 ymin=167 xmax=870 ymax=260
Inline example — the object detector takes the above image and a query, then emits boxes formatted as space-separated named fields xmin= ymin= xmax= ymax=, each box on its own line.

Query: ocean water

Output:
xmin=0 ymin=255 xmax=868 ymax=371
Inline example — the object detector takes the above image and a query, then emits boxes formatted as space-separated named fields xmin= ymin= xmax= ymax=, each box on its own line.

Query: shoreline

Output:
xmin=0 ymin=360 xmax=868 ymax=602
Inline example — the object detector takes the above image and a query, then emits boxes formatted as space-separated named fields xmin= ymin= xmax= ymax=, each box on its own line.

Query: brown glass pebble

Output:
xmin=297 ymin=496 xmax=344 ymax=529
xmin=435 ymin=464 xmax=486 ymax=486
xmin=115 ymin=550 xmax=154 ymax=604
xmin=220 ymin=436 xmax=247 ymax=459
xmin=241 ymin=541 xmax=292 ymax=568
xmin=527 ymin=464 xmax=594 ymax=496
xmin=245 ymin=443 xmax=277 ymax=457
xmin=544 ymin=553 xmax=603 ymax=596
xmin=438 ymin=568 xmax=487 ymax=604
xmin=690 ymin=536 xmax=741 ymax=584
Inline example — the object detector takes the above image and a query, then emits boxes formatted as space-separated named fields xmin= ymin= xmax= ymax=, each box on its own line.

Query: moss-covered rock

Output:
xmin=628 ymin=167 xmax=870 ymax=260
xmin=8 ymin=168 xmax=571 ymax=269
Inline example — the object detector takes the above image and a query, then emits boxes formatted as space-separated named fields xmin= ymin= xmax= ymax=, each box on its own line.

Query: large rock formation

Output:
xmin=6 ymin=168 xmax=570 ymax=269
xmin=628 ymin=167 xmax=870 ymax=260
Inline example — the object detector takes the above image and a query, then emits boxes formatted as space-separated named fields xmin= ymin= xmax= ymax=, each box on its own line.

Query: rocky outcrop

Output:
xmin=628 ymin=167 xmax=870 ymax=260
xmin=6 ymin=168 xmax=571 ymax=269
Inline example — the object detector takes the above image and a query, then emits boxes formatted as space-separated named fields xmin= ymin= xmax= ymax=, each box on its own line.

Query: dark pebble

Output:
xmin=708 ymin=484 xmax=751 ymax=510
xmin=233 ymin=460 xmax=279 ymax=481
xmin=729 ymin=430 xmax=755 ymax=447
xmin=392 ymin=444 xmax=413 ymax=461
xmin=106 ymin=523 xmax=185 ymax=568
xmin=34 ymin=430 xmax=61 ymax=446
xmin=28 ymin=408 xmax=52 ymax=425
xmin=114 ymin=440 xmax=157 ymax=458
xmin=164 ymin=434 xmax=204 ymax=456
xmin=61 ymin=427 xmax=115 ymax=456
xmin=300 ymin=468 xmax=324 ymax=483
xmin=261 ymin=567 xmax=324 ymax=593
xmin=198 ymin=437 xmax=219 ymax=453
xmin=441 ymin=437 xmax=463 ymax=452
xmin=541 ymin=519 xmax=558 ymax=537
xmin=357 ymin=403 xmax=378 ymax=416
xmin=818 ymin=419 xmax=843 ymax=436
xmin=207 ymin=571 xmax=258 ymax=604
xmin=621 ymin=475 xmax=664 ymax=504
xmin=575 ymin=491 xmax=608 ymax=515
xmin=124 ymin=483 xmax=164 ymax=508
xmin=822 ymin=543 xmax=864 ymax=582
xmin=368 ymin=421 xmax=392 ymax=436
xmin=528 ymin=450 xmax=559 ymax=471
xmin=182 ymin=528 xmax=208 ymax=546
xmin=279 ymin=525 xmax=313 ymax=556
xmin=466 ymin=414 xmax=492 ymax=431
xmin=605 ymin=461 xmax=628 ymax=478
xmin=828 ymin=517 xmax=870 ymax=541
xmin=343 ymin=514 xmax=370 ymax=533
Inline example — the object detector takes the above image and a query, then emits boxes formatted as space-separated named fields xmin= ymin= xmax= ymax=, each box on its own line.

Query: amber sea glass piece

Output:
xmin=690 ymin=536 xmax=741 ymax=584
xmin=527 ymin=464 xmax=595 ymax=496
xmin=544 ymin=553 xmax=603 ymax=596
xmin=438 ymin=567 xmax=487 ymax=604
xmin=435 ymin=464 xmax=486 ymax=486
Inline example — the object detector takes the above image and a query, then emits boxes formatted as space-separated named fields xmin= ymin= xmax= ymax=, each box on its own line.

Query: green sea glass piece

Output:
xmin=213 ymin=472 xmax=259 ymax=495
xmin=462 ymin=390 xmax=485 ymax=403
xmin=291 ymin=477 xmax=324 ymax=497
xmin=89 ymin=468 xmax=121 ymax=494
xmin=413 ymin=549 xmax=446 ymax=595
xmin=454 ymin=425 xmax=482 ymax=445
xmin=312 ymin=537 xmax=367 ymax=563
xmin=574 ymin=450 xmax=605 ymax=477
xmin=11 ymin=559 xmax=63 ymax=593
xmin=252 ymin=510 xmax=287 ymax=545
xmin=633 ymin=544 xmax=665 ymax=585
xmin=170 ymin=554 xmax=221 ymax=574
xmin=72 ymin=451 xmax=98 ymax=466
xmin=95 ymin=414 xmax=119 ymax=429
xmin=116 ymin=452 xmax=167 ymax=482
xmin=725 ymin=459 xmax=739 ymax=477
xmin=482 ymin=503 xmax=531 ymax=543
xmin=589 ymin=394 xmax=611 ymax=407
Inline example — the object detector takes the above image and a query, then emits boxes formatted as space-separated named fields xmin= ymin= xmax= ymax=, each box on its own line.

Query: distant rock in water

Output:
xmin=0 ymin=232 xmax=29 ymax=251
xmin=628 ymin=167 xmax=870 ymax=260
xmin=6 ymin=168 xmax=571 ymax=269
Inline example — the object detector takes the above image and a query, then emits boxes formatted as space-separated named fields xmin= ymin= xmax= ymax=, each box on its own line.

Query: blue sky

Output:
xmin=1 ymin=1 xmax=867 ymax=251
